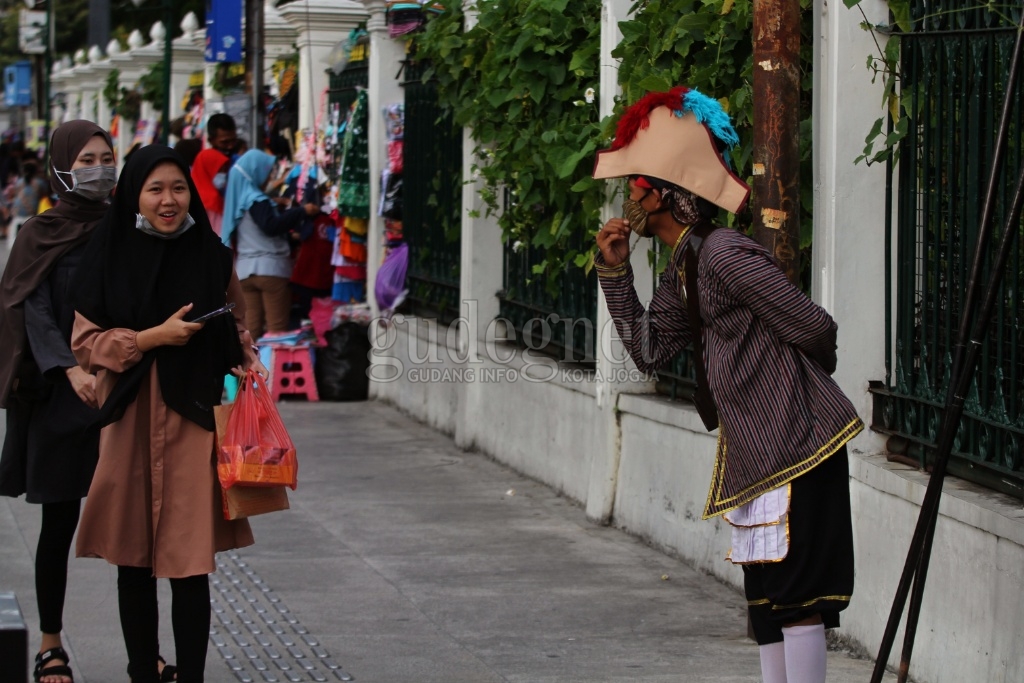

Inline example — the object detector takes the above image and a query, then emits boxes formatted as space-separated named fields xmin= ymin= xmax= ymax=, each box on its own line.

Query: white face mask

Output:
xmin=135 ymin=212 xmax=196 ymax=239
xmin=53 ymin=164 xmax=117 ymax=202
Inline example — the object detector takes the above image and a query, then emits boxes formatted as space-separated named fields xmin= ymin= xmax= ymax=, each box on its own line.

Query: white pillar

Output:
xmin=364 ymin=0 xmax=405 ymax=315
xmin=279 ymin=0 xmax=367 ymax=131
xmin=264 ymin=1 xmax=299 ymax=94
xmin=452 ymin=128 xmax=505 ymax=450
xmin=585 ymin=0 xmax=657 ymax=524
xmin=49 ymin=64 xmax=68 ymax=124
xmin=188 ymin=23 xmax=221 ymax=120
xmin=110 ymin=30 xmax=156 ymax=166
xmin=171 ymin=13 xmax=205 ymax=141
xmin=447 ymin=3 xmax=505 ymax=449
xmin=812 ymin=0 xmax=889 ymax=453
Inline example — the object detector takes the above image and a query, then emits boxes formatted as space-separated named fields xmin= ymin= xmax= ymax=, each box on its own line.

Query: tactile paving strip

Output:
xmin=210 ymin=551 xmax=355 ymax=682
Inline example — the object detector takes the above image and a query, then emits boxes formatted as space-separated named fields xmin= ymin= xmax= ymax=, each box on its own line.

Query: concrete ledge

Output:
xmin=850 ymin=451 xmax=1024 ymax=547
xmin=617 ymin=392 xmax=719 ymax=435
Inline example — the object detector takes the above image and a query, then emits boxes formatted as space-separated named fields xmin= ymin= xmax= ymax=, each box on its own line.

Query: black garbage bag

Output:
xmin=315 ymin=322 xmax=371 ymax=401
xmin=382 ymin=173 xmax=402 ymax=220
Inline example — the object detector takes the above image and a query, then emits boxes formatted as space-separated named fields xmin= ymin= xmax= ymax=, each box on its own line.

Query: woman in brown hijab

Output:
xmin=0 ymin=121 xmax=117 ymax=683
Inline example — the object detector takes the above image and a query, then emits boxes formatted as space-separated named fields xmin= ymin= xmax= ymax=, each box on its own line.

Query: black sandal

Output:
xmin=157 ymin=655 xmax=177 ymax=682
xmin=34 ymin=646 xmax=73 ymax=683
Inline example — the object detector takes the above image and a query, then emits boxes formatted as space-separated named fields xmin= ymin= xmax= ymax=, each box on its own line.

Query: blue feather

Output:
xmin=682 ymin=89 xmax=740 ymax=149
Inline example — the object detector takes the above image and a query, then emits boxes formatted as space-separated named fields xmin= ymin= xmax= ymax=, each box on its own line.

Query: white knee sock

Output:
xmin=759 ymin=641 xmax=787 ymax=683
xmin=782 ymin=623 xmax=827 ymax=683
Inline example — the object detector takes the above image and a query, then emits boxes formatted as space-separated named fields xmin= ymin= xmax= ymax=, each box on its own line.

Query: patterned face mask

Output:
xmin=623 ymin=195 xmax=653 ymax=238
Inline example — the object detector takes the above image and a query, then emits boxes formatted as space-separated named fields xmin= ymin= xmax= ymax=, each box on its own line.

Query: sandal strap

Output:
xmin=34 ymin=647 xmax=73 ymax=682
xmin=35 ymin=646 xmax=70 ymax=667
xmin=35 ymin=665 xmax=73 ymax=683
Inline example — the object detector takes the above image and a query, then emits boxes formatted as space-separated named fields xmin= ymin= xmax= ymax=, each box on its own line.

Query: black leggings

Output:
xmin=36 ymin=500 xmax=81 ymax=634
xmin=117 ymin=566 xmax=211 ymax=683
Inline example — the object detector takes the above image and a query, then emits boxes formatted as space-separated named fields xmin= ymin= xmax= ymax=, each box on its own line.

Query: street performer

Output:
xmin=592 ymin=86 xmax=864 ymax=683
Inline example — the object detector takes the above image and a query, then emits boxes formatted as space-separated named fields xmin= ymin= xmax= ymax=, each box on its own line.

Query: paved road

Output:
xmin=0 ymin=240 xmax=889 ymax=682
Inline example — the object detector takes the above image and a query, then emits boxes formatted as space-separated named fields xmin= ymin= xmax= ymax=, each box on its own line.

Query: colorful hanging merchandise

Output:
xmin=386 ymin=1 xmax=445 ymax=37
xmin=330 ymin=89 xmax=371 ymax=303
xmin=336 ymin=90 xmax=370 ymax=219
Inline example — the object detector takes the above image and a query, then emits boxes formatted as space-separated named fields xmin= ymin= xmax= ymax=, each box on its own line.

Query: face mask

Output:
xmin=623 ymin=196 xmax=652 ymax=238
xmin=135 ymin=212 xmax=196 ymax=240
xmin=53 ymin=164 xmax=117 ymax=202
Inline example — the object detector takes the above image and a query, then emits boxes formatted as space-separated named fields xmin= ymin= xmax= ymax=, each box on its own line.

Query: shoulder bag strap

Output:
xmin=683 ymin=222 xmax=719 ymax=432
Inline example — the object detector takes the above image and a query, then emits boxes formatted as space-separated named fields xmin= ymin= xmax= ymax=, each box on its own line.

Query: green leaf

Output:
xmin=555 ymin=141 xmax=597 ymax=179
xmin=486 ymin=89 xmax=510 ymax=108
xmin=618 ymin=20 xmax=647 ymax=44
xmin=889 ymin=0 xmax=913 ymax=32
xmin=636 ymin=73 xmax=673 ymax=92
xmin=569 ymin=46 xmax=596 ymax=72
xmin=570 ymin=176 xmax=596 ymax=192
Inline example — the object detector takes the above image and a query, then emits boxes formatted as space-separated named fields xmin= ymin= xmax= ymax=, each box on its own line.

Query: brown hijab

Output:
xmin=0 ymin=120 xmax=114 ymax=407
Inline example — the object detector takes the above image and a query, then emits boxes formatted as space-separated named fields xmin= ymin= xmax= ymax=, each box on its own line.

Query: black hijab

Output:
xmin=0 ymin=120 xmax=114 ymax=407
xmin=72 ymin=145 xmax=244 ymax=431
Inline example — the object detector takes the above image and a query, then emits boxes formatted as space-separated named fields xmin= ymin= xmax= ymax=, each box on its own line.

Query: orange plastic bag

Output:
xmin=218 ymin=370 xmax=298 ymax=489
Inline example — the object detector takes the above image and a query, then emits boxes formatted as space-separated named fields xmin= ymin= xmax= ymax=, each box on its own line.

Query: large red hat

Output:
xmin=593 ymin=86 xmax=750 ymax=214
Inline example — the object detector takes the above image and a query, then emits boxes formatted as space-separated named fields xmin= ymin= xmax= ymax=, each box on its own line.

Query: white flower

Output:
xmin=584 ymin=87 xmax=595 ymax=104
xmin=513 ymin=240 xmax=524 ymax=253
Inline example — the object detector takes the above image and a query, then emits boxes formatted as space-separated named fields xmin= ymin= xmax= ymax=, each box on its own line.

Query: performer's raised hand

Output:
xmin=597 ymin=217 xmax=631 ymax=268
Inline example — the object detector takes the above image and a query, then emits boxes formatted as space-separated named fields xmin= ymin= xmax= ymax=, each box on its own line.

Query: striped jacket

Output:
xmin=596 ymin=227 xmax=863 ymax=518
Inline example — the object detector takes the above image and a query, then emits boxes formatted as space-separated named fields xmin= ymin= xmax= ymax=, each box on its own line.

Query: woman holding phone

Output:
xmin=0 ymin=121 xmax=117 ymax=683
xmin=70 ymin=145 xmax=268 ymax=683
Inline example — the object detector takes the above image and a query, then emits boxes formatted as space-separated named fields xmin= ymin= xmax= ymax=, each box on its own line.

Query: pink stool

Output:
xmin=269 ymin=344 xmax=319 ymax=402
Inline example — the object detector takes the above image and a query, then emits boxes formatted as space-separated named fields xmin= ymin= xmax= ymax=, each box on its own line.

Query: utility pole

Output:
xmin=42 ymin=0 xmax=54 ymax=161
xmin=245 ymin=0 xmax=265 ymax=149
xmin=751 ymin=0 xmax=801 ymax=284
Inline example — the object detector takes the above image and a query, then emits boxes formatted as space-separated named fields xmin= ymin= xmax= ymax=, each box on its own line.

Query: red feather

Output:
xmin=611 ymin=86 xmax=688 ymax=150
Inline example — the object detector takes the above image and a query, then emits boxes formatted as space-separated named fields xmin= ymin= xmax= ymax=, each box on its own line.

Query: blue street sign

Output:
xmin=4 ymin=62 xmax=32 ymax=107
xmin=205 ymin=0 xmax=243 ymax=63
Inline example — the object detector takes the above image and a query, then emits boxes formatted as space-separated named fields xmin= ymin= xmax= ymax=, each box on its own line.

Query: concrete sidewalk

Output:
xmin=0 ymin=400 xmax=887 ymax=682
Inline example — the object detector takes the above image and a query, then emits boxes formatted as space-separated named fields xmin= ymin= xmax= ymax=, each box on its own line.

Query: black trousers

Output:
xmin=36 ymin=500 xmax=81 ymax=634
xmin=743 ymin=446 xmax=855 ymax=645
xmin=117 ymin=566 xmax=211 ymax=683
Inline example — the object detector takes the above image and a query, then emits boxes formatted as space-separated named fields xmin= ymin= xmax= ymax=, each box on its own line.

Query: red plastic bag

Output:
xmin=218 ymin=370 xmax=298 ymax=489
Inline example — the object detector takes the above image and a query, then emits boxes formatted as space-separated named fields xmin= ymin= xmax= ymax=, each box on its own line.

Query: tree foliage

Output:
xmin=413 ymin=0 xmax=606 ymax=293
xmin=0 ymin=0 xmax=203 ymax=71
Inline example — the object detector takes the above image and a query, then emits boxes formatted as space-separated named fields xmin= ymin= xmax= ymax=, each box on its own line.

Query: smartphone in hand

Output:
xmin=191 ymin=302 xmax=236 ymax=324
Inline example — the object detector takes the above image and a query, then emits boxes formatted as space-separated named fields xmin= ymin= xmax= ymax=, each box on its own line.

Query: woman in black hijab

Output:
xmin=70 ymin=145 xmax=266 ymax=683
xmin=0 ymin=120 xmax=117 ymax=683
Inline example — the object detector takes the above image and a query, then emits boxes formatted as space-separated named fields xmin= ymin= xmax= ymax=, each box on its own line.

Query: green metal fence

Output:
xmin=401 ymin=59 xmax=463 ymax=323
xmin=499 ymin=213 xmax=598 ymax=362
xmin=870 ymin=1 xmax=1024 ymax=499
xmin=327 ymin=61 xmax=368 ymax=113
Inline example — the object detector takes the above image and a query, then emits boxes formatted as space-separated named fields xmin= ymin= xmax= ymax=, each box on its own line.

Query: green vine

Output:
xmin=104 ymin=69 xmax=121 ymax=112
xmin=845 ymin=0 xmax=911 ymax=166
xmin=138 ymin=62 xmax=165 ymax=111
xmin=119 ymin=90 xmax=142 ymax=124
xmin=413 ymin=0 xmax=605 ymax=294
xmin=102 ymin=67 xmax=141 ymax=123
xmin=613 ymin=0 xmax=816 ymax=266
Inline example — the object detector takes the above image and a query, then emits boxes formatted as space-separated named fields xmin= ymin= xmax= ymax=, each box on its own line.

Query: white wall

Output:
xmin=358 ymin=1 xmax=1024 ymax=680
